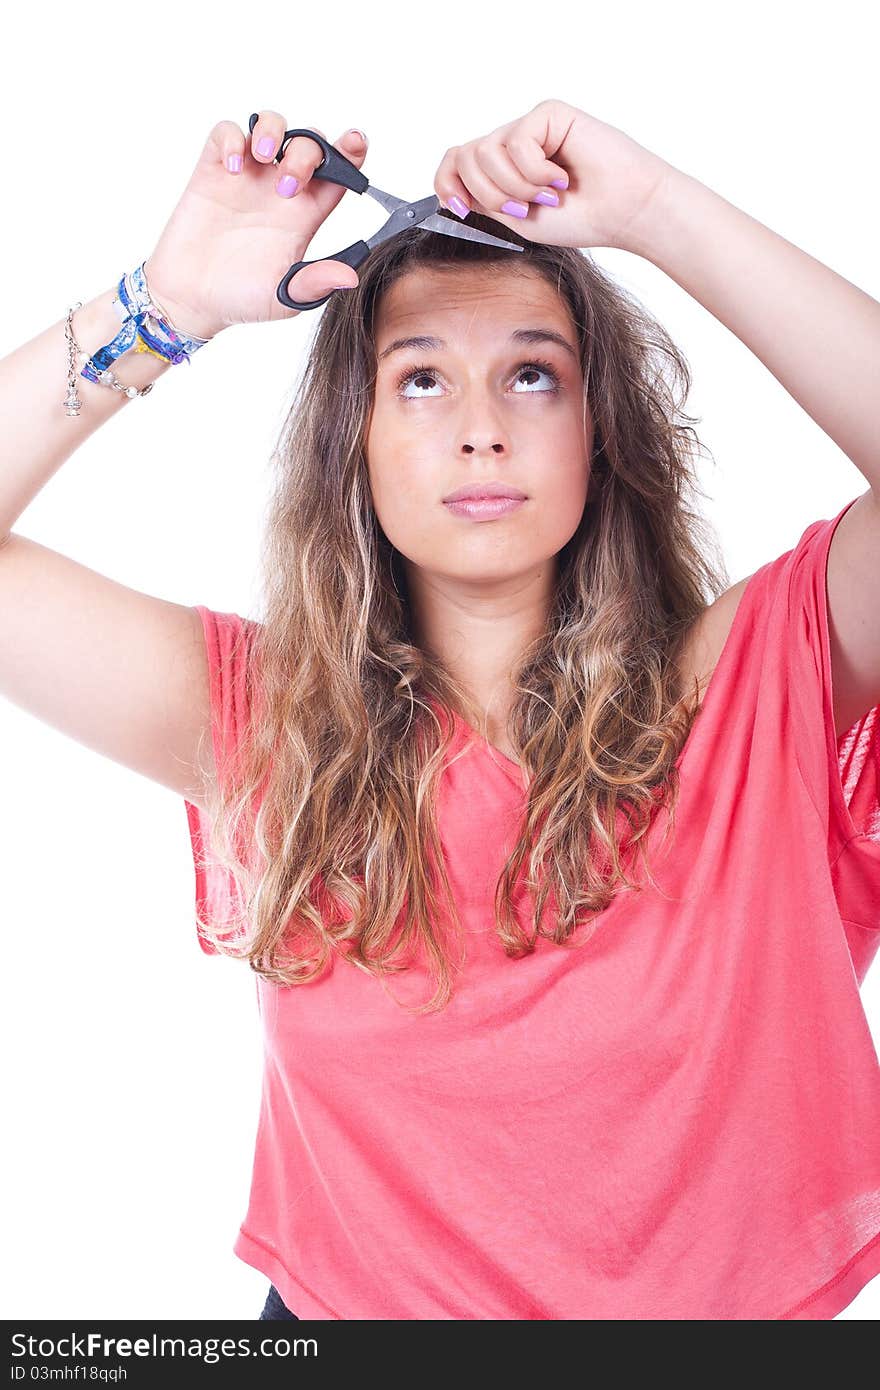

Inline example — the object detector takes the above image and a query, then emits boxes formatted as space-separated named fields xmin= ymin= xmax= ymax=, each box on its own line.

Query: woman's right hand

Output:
xmin=142 ymin=111 xmax=369 ymax=342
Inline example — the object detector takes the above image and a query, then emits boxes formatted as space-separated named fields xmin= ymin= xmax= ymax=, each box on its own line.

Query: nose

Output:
xmin=460 ymin=418 xmax=511 ymax=455
xmin=456 ymin=386 xmax=514 ymax=455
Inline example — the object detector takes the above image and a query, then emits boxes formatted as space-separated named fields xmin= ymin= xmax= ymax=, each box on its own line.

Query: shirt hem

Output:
xmin=235 ymin=1223 xmax=880 ymax=1320
xmin=777 ymin=1226 xmax=880 ymax=1319
xmin=234 ymin=1228 xmax=343 ymax=1320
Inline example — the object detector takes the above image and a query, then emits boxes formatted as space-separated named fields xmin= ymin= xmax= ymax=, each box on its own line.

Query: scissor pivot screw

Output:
xmin=406 ymin=209 xmax=415 ymax=218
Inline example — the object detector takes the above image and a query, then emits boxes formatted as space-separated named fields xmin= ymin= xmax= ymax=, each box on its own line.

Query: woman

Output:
xmin=1 ymin=100 xmax=878 ymax=1320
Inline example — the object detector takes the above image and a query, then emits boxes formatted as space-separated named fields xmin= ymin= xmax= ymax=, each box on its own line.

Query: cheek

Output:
xmin=531 ymin=459 xmax=590 ymax=550
xmin=368 ymin=454 xmax=440 ymax=553
xmin=559 ymin=458 xmax=591 ymax=519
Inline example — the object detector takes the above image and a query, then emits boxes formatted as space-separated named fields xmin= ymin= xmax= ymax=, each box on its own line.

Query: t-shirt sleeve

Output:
xmin=767 ymin=494 xmax=880 ymax=938
xmin=183 ymin=605 xmax=257 ymax=956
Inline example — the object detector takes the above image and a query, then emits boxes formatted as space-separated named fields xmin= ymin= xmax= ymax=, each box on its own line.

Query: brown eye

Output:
xmin=512 ymin=363 xmax=560 ymax=393
xmin=395 ymin=359 xmax=562 ymax=400
xmin=395 ymin=364 xmax=441 ymax=399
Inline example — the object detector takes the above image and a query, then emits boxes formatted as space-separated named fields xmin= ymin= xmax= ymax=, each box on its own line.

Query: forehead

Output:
xmin=374 ymin=265 xmax=573 ymax=342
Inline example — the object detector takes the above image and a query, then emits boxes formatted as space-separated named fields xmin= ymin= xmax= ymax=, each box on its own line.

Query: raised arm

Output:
xmin=0 ymin=285 xmax=215 ymax=803
xmin=435 ymin=98 xmax=880 ymax=738
xmin=0 ymin=111 xmax=370 ymax=806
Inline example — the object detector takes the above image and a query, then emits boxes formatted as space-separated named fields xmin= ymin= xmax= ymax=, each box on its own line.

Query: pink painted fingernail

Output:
xmin=276 ymin=174 xmax=299 ymax=197
xmin=448 ymin=195 xmax=469 ymax=219
xmin=534 ymin=190 xmax=560 ymax=207
xmin=550 ymin=176 xmax=569 ymax=190
xmin=226 ymin=153 xmax=242 ymax=173
xmin=501 ymin=199 xmax=529 ymax=218
xmin=256 ymin=136 xmax=275 ymax=157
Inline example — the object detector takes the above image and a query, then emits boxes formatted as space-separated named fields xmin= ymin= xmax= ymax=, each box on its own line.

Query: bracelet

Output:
xmin=63 ymin=260 xmax=213 ymax=417
xmin=63 ymin=304 xmax=153 ymax=414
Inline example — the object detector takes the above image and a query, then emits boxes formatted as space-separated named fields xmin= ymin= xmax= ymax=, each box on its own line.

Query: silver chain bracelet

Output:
xmin=63 ymin=302 xmax=154 ymax=418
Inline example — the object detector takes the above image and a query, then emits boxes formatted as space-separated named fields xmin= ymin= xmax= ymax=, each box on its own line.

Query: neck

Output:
xmin=407 ymin=560 xmax=558 ymax=740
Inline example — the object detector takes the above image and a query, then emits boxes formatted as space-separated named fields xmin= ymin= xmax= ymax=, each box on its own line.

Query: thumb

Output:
xmin=320 ymin=260 xmax=359 ymax=293
xmin=283 ymin=260 xmax=359 ymax=307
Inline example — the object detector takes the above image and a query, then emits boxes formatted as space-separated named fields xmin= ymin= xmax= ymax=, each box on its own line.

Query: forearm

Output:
xmin=0 ymin=288 xmax=174 ymax=539
xmin=626 ymin=164 xmax=880 ymax=491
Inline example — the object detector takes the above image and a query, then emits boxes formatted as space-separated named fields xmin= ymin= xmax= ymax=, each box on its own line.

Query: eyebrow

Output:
xmin=376 ymin=327 xmax=579 ymax=363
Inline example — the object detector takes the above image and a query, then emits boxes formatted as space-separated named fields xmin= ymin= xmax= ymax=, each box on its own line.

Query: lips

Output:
xmin=442 ymin=482 xmax=528 ymax=503
xmin=443 ymin=495 xmax=527 ymax=521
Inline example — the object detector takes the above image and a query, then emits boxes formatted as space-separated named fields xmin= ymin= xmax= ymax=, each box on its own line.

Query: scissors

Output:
xmin=247 ymin=115 xmax=525 ymax=312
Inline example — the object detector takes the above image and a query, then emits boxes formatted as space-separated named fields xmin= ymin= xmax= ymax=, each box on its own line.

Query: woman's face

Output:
xmin=366 ymin=265 xmax=593 ymax=592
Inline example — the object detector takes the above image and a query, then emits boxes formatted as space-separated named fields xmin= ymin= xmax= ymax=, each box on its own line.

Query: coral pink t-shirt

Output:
xmin=184 ymin=496 xmax=880 ymax=1320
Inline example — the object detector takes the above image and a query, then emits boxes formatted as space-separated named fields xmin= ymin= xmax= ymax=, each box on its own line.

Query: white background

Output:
xmin=1 ymin=0 xmax=878 ymax=1321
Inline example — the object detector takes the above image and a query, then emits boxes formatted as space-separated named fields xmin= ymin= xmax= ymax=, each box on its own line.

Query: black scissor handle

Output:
xmin=247 ymin=115 xmax=371 ymax=311
xmin=247 ymin=116 xmax=368 ymax=194
xmin=277 ymin=240 xmax=371 ymax=311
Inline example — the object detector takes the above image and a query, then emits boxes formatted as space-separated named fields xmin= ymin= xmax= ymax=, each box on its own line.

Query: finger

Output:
xmin=273 ymin=125 xmax=363 ymax=201
xmin=202 ymin=119 xmax=248 ymax=175
xmin=512 ymin=98 xmax=577 ymax=189
xmin=271 ymin=125 xmax=327 ymax=198
xmin=473 ymin=139 xmax=564 ymax=211
xmin=504 ymin=130 xmax=569 ymax=192
xmin=451 ymin=144 xmax=532 ymax=221
xmin=434 ymin=146 xmax=475 ymax=219
xmin=249 ymin=109 xmax=289 ymax=164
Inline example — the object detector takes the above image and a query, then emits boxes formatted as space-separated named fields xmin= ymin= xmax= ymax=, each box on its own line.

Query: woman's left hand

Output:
xmin=433 ymin=98 xmax=673 ymax=254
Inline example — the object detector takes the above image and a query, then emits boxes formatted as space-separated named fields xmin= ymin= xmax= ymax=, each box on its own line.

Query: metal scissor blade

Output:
xmin=364 ymin=184 xmax=407 ymax=217
xmin=364 ymin=187 xmax=524 ymax=254
xmin=417 ymin=212 xmax=524 ymax=253
xmin=361 ymin=190 xmax=445 ymax=249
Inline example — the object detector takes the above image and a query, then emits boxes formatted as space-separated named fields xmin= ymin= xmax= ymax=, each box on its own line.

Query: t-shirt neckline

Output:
xmin=448 ymin=709 xmax=528 ymax=789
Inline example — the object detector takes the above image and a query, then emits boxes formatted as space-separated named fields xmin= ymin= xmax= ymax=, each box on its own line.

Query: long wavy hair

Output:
xmin=193 ymin=208 xmax=729 ymax=1013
